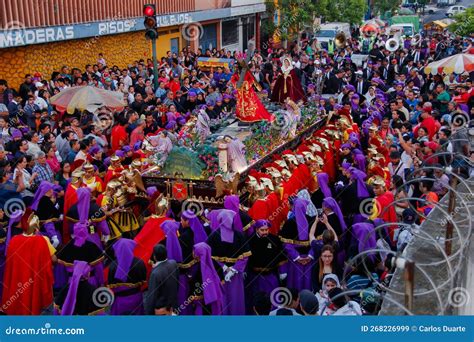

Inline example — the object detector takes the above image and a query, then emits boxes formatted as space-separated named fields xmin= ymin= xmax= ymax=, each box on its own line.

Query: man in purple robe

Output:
xmin=223 ymin=195 xmax=254 ymax=233
xmin=56 ymin=222 xmax=104 ymax=288
xmin=279 ymin=198 xmax=314 ymax=291
xmin=108 ymin=238 xmax=146 ymax=315
xmin=207 ymin=209 xmax=251 ymax=315
xmin=160 ymin=214 xmax=207 ymax=315
xmin=31 ymin=181 xmax=67 ymax=289
xmin=54 ymin=260 xmax=105 ymax=315
xmin=65 ymin=187 xmax=110 ymax=249
xmin=187 ymin=242 xmax=224 ymax=315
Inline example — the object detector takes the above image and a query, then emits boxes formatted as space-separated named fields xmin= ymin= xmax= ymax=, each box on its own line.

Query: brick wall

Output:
xmin=0 ymin=31 xmax=151 ymax=91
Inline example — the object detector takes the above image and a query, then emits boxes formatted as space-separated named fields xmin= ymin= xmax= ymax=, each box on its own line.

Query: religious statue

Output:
xmin=231 ymin=54 xmax=274 ymax=123
xmin=147 ymin=131 xmax=173 ymax=167
xmin=196 ymin=106 xmax=211 ymax=143
xmin=271 ymin=56 xmax=306 ymax=104
xmin=283 ymin=98 xmax=302 ymax=139
xmin=225 ymin=135 xmax=248 ymax=174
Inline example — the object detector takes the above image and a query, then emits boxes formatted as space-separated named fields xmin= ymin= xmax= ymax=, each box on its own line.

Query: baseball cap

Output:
xmin=299 ymin=290 xmax=319 ymax=315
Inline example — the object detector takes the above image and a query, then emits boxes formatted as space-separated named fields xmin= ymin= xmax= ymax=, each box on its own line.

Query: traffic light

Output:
xmin=143 ymin=4 xmax=158 ymax=40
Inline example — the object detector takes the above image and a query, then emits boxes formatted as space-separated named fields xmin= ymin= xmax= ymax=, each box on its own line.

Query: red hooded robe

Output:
xmin=2 ymin=234 xmax=53 ymax=315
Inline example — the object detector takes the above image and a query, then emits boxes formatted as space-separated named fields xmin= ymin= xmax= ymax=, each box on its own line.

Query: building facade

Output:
xmin=0 ymin=0 xmax=265 ymax=90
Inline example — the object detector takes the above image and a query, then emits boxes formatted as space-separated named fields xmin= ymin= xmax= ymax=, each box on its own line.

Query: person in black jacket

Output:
xmin=324 ymin=69 xmax=343 ymax=94
xmin=145 ymin=244 xmax=179 ymax=315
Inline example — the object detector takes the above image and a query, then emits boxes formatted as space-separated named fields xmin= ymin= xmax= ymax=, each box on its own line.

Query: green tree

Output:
xmin=339 ymin=0 xmax=368 ymax=25
xmin=264 ymin=0 xmax=317 ymax=40
xmin=449 ymin=7 xmax=474 ymax=37
xmin=372 ymin=0 xmax=401 ymax=17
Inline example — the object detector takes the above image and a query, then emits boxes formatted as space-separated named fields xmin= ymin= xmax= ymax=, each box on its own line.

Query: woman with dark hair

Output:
xmin=311 ymin=244 xmax=342 ymax=292
xmin=38 ymin=89 xmax=53 ymax=114
xmin=55 ymin=161 xmax=71 ymax=189
xmin=196 ymin=93 xmax=206 ymax=106
xmin=44 ymin=144 xmax=60 ymax=174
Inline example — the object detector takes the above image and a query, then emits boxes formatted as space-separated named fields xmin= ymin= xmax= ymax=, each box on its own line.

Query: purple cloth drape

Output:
xmin=73 ymin=222 xmax=88 ymax=247
xmin=322 ymin=197 xmax=347 ymax=231
xmin=224 ymin=195 xmax=243 ymax=232
xmin=76 ymin=188 xmax=91 ymax=222
xmin=350 ymin=168 xmax=369 ymax=198
xmin=61 ymin=260 xmax=91 ymax=315
xmin=113 ymin=238 xmax=137 ymax=282
xmin=160 ymin=220 xmax=183 ymax=263
xmin=30 ymin=181 xmax=54 ymax=211
xmin=193 ymin=242 xmax=224 ymax=307
xmin=5 ymin=210 xmax=23 ymax=254
xmin=317 ymin=173 xmax=331 ymax=198
xmin=181 ymin=210 xmax=208 ymax=244
xmin=217 ymin=209 xmax=236 ymax=243
xmin=352 ymin=223 xmax=377 ymax=259
xmin=293 ymin=198 xmax=309 ymax=241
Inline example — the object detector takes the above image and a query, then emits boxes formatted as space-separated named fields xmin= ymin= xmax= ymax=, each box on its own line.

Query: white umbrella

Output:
xmin=50 ymin=86 xmax=125 ymax=114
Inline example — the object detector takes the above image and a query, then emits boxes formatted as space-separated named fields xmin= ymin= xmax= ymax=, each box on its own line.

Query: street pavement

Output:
xmin=420 ymin=0 xmax=474 ymax=23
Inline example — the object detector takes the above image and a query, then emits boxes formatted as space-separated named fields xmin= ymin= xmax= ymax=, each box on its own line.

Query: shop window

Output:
xmin=222 ymin=19 xmax=239 ymax=46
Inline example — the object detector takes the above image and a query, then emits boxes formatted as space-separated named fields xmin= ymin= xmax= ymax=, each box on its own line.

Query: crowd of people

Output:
xmin=0 ymin=25 xmax=472 ymax=316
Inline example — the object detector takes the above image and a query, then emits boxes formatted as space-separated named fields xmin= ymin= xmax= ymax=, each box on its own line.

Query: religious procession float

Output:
xmin=140 ymin=55 xmax=328 ymax=209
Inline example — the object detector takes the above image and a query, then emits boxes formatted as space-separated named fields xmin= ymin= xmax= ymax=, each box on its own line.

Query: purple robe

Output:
xmin=193 ymin=243 xmax=224 ymax=315
xmin=110 ymin=239 xmax=144 ymax=315
xmin=352 ymin=223 xmax=377 ymax=261
xmin=161 ymin=220 xmax=190 ymax=314
xmin=284 ymin=199 xmax=314 ymax=291
xmin=212 ymin=210 xmax=248 ymax=315
xmin=61 ymin=261 xmax=91 ymax=315
xmin=181 ymin=210 xmax=208 ymax=244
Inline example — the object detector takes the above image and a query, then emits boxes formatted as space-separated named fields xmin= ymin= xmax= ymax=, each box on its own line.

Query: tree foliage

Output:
xmin=264 ymin=0 xmax=367 ymax=38
xmin=371 ymin=0 xmax=401 ymax=17
xmin=263 ymin=0 xmax=317 ymax=39
xmin=449 ymin=7 xmax=474 ymax=37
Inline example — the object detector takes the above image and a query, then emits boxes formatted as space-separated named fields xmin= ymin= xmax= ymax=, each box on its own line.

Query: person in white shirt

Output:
xmin=121 ymin=69 xmax=133 ymax=91
xmin=127 ymin=86 xmax=135 ymax=104
xmin=74 ymin=140 xmax=89 ymax=162
xmin=388 ymin=150 xmax=410 ymax=181
xmin=26 ymin=132 xmax=42 ymax=158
